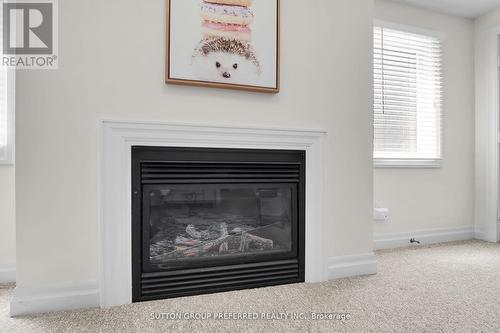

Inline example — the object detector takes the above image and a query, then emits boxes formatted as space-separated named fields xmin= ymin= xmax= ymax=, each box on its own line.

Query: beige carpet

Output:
xmin=1 ymin=240 xmax=500 ymax=332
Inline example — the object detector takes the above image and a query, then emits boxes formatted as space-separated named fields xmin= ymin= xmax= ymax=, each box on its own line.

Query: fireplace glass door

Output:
xmin=143 ymin=183 xmax=296 ymax=270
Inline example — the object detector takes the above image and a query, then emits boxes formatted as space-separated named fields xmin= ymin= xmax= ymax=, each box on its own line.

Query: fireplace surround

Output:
xmin=132 ymin=147 xmax=305 ymax=301
xmin=100 ymin=121 xmax=327 ymax=307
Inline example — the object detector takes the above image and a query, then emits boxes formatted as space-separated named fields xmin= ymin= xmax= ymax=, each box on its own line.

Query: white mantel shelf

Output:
xmin=99 ymin=120 xmax=328 ymax=307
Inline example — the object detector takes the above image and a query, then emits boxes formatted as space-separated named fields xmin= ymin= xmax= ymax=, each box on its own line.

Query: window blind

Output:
xmin=374 ymin=26 xmax=443 ymax=161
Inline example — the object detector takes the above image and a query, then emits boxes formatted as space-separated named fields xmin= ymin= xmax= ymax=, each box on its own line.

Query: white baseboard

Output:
xmin=474 ymin=229 xmax=498 ymax=242
xmin=10 ymin=280 xmax=99 ymax=317
xmin=474 ymin=230 xmax=487 ymax=241
xmin=0 ymin=264 xmax=16 ymax=283
xmin=327 ymin=253 xmax=378 ymax=280
xmin=374 ymin=226 xmax=475 ymax=250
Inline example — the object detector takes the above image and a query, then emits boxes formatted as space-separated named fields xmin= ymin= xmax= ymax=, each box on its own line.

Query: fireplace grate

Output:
xmin=140 ymin=259 xmax=301 ymax=301
xmin=141 ymin=162 xmax=301 ymax=184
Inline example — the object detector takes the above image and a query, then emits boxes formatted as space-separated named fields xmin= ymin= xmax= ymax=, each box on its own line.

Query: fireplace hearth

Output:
xmin=132 ymin=146 xmax=305 ymax=302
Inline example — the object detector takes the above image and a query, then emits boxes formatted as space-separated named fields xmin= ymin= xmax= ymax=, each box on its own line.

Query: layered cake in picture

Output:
xmin=199 ymin=0 xmax=254 ymax=41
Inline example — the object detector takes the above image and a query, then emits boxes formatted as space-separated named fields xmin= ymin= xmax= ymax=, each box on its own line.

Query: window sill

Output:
xmin=0 ymin=150 xmax=15 ymax=166
xmin=374 ymin=158 xmax=442 ymax=169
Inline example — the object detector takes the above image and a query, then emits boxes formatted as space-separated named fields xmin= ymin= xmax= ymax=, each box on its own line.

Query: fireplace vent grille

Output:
xmin=141 ymin=162 xmax=301 ymax=184
xmin=140 ymin=259 xmax=301 ymax=301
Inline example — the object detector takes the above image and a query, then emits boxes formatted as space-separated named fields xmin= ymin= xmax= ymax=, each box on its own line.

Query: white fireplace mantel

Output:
xmin=99 ymin=120 xmax=328 ymax=307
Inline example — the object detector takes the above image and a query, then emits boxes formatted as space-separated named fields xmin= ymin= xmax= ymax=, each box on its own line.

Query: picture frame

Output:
xmin=165 ymin=0 xmax=280 ymax=93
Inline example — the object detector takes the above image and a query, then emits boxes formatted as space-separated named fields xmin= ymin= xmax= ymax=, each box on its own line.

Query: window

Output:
xmin=373 ymin=24 xmax=443 ymax=167
xmin=0 ymin=7 xmax=14 ymax=165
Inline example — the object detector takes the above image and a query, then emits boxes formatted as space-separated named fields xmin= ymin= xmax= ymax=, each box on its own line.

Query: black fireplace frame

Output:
xmin=132 ymin=146 xmax=305 ymax=302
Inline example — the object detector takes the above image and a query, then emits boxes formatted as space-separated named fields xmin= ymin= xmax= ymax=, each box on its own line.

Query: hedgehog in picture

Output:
xmin=192 ymin=37 xmax=261 ymax=84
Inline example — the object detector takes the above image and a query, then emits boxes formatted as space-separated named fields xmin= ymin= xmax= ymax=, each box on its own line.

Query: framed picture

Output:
xmin=166 ymin=0 xmax=280 ymax=93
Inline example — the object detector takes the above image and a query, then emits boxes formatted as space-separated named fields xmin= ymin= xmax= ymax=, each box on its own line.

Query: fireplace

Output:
xmin=131 ymin=146 xmax=305 ymax=301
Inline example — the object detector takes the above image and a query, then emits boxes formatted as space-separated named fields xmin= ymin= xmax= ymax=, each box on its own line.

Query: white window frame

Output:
xmin=0 ymin=67 xmax=15 ymax=165
xmin=373 ymin=20 xmax=445 ymax=169
xmin=0 ymin=0 xmax=16 ymax=165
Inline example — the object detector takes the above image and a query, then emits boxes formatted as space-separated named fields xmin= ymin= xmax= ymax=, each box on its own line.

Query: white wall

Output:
xmin=373 ymin=0 xmax=476 ymax=237
xmin=474 ymin=7 xmax=500 ymax=241
xmin=0 ymin=166 xmax=15 ymax=270
xmin=15 ymin=0 xmax=374 ymax=289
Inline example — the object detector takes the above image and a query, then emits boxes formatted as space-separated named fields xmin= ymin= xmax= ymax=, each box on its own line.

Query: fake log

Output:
xmin=152 ymin=222 xmax=275 ymax=261
xmin=186 ymin=224 xmax=211 ymax=240
xmin=239 ymin=233 xmax=274 ymax=252
xmin=247 ymin=233 xmax=274 ymax=249
xmin=182 ymin=223 xmax=229 ymax=256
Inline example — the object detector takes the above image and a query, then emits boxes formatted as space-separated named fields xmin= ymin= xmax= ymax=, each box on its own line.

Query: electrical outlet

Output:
xmin=373 ymin=208 xmax=389 ymax=221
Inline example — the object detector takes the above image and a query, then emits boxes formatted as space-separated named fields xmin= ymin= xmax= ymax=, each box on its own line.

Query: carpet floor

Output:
xmin=1 ymin=240 xmax=500 ymax=332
